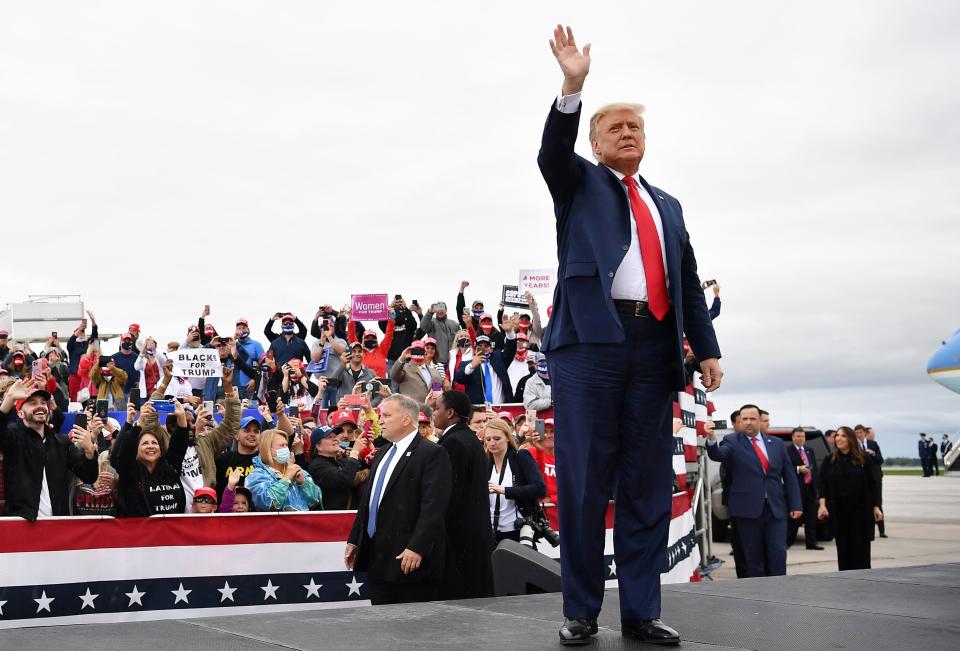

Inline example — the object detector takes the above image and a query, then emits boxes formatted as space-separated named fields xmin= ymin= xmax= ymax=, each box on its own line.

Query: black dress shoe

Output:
xmin=879 ymin=533 xmax=888 ymax=538
xmin=806 ymin=545 xmax=825 ymax=550
xmin=621 ymin=618 xmax=680 ymax=646
xmin=559 ymin=618 xmax=598 ymax=646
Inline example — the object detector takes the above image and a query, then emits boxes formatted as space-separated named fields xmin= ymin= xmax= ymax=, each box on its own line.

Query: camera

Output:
xmin=363 ymin=380 xmax=382 ymax=393
xmin=515 ymin=504 xmax=560 ymax=549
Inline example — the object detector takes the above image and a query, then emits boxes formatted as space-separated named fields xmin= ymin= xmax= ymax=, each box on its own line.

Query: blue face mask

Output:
xmin=146 ymin=349 xmax=155 ymax=356
xmin=274 ymin=447 xmax=291 ymax=464
xmin=238 ymin=331 xmax=249 ymax=340
xmin=281 ymin=325 xmax=294 ymax=334
xmin=536 ymin=361 xmax=549 ymax=380
xmin=457 ymin=338 xmax=470 ymax=348
xmin=472 ymin=309 xmax=484 ymax=318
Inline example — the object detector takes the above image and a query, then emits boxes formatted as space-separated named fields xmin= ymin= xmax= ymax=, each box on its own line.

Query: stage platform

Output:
xmin=3 ymin=563 xmax=957 ymax=650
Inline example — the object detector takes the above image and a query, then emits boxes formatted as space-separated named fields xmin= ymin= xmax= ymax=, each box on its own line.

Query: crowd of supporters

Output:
xmin=0 ymin=282 xmax=608 ymax=539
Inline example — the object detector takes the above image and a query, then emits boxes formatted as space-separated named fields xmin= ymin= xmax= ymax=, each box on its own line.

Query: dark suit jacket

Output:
xmin=536 ymin=103 xmax=720 ymax=390
xmin=348 ymin=433 xmax=452 ymax=584
xmin=493 ymin=446 xmax=547 ymax=514
xmin=865 ymin=440 xmax=883 ymax=470
xmin=454 ymin=336 xmax=518 ymax=405
xmin=785 ymin=445 xmax=818 ymax=498
xmin=437 ymin=422 xmax=494 ymax=599
xmin=706 ymin=433 xmax=801 ymax=519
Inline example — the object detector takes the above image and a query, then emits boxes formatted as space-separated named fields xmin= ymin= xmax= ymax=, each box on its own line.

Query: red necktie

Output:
xmin=622 ymin=176 xmax=669 ymax=320
xmin=798 ymin=447 xmax=812 ymax=484
xmin=751 ymin=437 xmax=769 ymax=474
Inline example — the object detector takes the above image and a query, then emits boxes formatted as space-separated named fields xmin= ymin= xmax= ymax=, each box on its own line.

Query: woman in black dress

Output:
xmin=817 ymin=426 xmax=883 ymax=570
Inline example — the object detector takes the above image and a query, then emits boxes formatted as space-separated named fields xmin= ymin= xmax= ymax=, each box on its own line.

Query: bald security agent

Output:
xmin=344 ymin=394 xmax=452 ymax=605
xmin=539 ymin=25 xmax=723 ymax=646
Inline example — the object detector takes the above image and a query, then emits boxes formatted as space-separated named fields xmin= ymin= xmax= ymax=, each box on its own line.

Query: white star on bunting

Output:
xmin=303 ymin=578 xmax=322 ymax=599
xmin=609 ymin=560 xmax=617 ymax=576
xmin=34 ymin=591 xmax=54 ymax=613
xmin=79 ymin=588 xmax=99 ymax=610
xmin=126 ymin=585 xmax=146 ymax=607
xmin=0 ymin=600 xmax=6 ymax=615
xmin=261 ymin=579 xmax=279 ymax=600
xmin=346 ymin=575 xmax=363 ymax=597
xmin=171 ymin=583 xmax=192 ymax=605
xmin=217 ymin=581 xmax=237 ymax=603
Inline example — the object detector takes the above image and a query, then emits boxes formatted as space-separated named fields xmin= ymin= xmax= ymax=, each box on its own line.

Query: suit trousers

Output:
xmin=549 ymin=310 xmax=676 ymax=621
xmin=367 ymin=580 xmax=440 ymax=606
xmin=787 ymin=484 xmax=819 ymax=547
xmin=736 ymin=502 xmax=787 ymax=577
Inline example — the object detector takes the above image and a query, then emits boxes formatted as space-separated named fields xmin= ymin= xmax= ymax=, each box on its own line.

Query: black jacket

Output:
xmin=0 ymin=409 xmax=99 ymax=520
xmin=490 ymin=446 xmax=547 ymax=519
xmin=380 ymin=308 xmax=420 ymax=361
xmin=348 ymin=433 xmax=451 ymax=584
xmin=114 ymin=422 xmax=190 ymax=517
xmin=437 ymin=423 xmax=495 ymax=599
xmin=786 ymin=444 xmax=819 ymax=497
xmin=308 ymin=454 xmax=365 ymax=510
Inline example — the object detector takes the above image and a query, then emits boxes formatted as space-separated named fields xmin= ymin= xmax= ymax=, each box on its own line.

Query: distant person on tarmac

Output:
xmin=941 ymin=435 xmax=953 ymax=466
xmin=918 ymin=433 xmax=934 ymax=477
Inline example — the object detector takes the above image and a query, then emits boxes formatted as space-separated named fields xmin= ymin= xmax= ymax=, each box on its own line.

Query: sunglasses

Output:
xmin=193 ymin=496 xmax=216 ymax=505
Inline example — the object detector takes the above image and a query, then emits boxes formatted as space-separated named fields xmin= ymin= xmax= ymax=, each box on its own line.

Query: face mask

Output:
xmin=518 ymin=321 xmax=531 ymax=331
xmin=146 ymin=348 xmax=155 ymax=356
xmin=101 ymin=368 xmax=112 ymax=378
xmin=281 ymin=324 xmax=294 ymax=334
xmin=238 ymin=331 xmax=249 ymax=340
xmin=472 ymin=308 xmax=484 ymax=318
xmin=363 ymin=340 xmax=377 ymax=350
xmin=339 ymin=440 xmax=351 ymax=450
xmin=480 ymin=323 xmax=494 ymax=333
xmin=411 ymin=348 xmax=425 ymax=363
xmin=274 ymin=448 xmax=291 ymax=464
xmin=537 ymin=361 xmax=549 ymax=380
xmin=121 ymin=342 xmax=132 ymax=350
xmin=457 ymin=338 xmax=470 ymax=348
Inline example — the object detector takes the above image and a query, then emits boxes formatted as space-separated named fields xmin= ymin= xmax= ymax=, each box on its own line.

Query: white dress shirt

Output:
xmin=369 ymin=429 xmax=418 ymax=512
xmin=556 ymin=92 xmax=669 ymax=302
xmin=462 ymin=332 xmax=516 ymax=403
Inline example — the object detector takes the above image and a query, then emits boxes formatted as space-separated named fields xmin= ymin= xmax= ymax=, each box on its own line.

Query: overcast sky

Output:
xmin=2 ymin=1 xmax=958 ymax=457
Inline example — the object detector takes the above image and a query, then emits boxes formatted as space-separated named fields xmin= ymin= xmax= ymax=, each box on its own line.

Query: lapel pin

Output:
xmin=406 ymin=451 xmax=412 ymax=457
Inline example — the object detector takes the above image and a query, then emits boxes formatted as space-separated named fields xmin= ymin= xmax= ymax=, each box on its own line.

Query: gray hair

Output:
xmin=382 ymin=394 xmax=420 ymax=424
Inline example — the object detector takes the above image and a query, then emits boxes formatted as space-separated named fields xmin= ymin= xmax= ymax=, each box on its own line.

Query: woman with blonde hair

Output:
xmin=817 ymin=426 xmax=883 ymax=570
xmin=245 ymin=429 xmax=321 ymax=511
xmin=484 ymin=417 xmax=546 ymax=543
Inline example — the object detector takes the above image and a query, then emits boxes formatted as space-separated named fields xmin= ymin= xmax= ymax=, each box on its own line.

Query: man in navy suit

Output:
xmin=540 ymin=26 xmax=722 ymax=646
xmin=454 ymin=318 xmax=518 ymax=405
xmin=706 ymin=405 xmax=802 ymax=577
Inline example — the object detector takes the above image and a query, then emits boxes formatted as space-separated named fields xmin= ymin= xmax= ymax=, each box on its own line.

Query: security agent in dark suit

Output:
xmin=454 ymin=320 xmax=518 ymax=405
xmin=541 ymin=26 xmax=723 ymax=647
xmin=785 ymin=428 xmax=824 ymax=550
xmin=706 ymin=406 xmax=802 ymax=578
xmin=431 ymin=390 xmax=495 ymax=600
xmin=345 ymin=394 xmax=452 ymax=605
xmin=856 ymin=425 xmax=886 ymax=536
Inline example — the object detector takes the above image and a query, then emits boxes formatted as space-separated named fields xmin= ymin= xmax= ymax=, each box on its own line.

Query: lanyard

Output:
xmin=491 ymin=459 xmax=509 ymax=533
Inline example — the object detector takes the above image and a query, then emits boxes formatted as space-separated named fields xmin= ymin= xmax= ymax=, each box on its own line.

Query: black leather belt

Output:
xmin=613 ymin=299 xmax=654 ymax=318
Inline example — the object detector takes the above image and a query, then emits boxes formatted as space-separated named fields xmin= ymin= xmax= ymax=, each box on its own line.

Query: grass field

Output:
xmin=884 ymin=468 xmax=925 ymax=476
